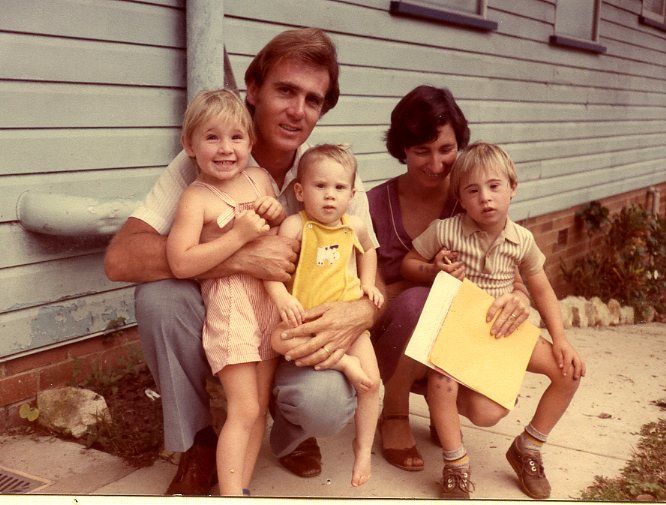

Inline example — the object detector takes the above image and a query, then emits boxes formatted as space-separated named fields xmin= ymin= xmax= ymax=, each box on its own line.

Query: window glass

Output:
xmin=643 ymin=0 xmax=666 ymax=15
xmin=413 ymin=0 xmax=481 ymax=16
xmin=555 ymin=1 xmax=596 ymax=41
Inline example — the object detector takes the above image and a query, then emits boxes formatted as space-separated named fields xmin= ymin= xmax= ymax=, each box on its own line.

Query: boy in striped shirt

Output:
xmin=401 ymin=142 xmax=585 ymax=500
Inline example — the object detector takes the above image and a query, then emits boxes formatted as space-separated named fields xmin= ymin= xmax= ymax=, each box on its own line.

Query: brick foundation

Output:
xmin=0 ymin=327 xmax=142 ymax=432
xmin=518 ymin=182 xmax=666 ymax=297
xmin=1 ymin=183 xmax=664 ymax=432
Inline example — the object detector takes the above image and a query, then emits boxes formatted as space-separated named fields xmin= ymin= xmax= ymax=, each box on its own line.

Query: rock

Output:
xmin=560 ymin=296 xmax=590 ymax=327
xmin=558 ymin=299 xmax=574 ymax=328
xmin=607 ymin=299 xmax=621 ymax=325
xmin=636 ymin=494 xmax=656 ymax=502
xmin=37 ymin=386 xmax=111 ymax=438
xmin=590 ymin=297 xmax=612 ymax=326
xmin=620 ymin=305 xmax=635 ymax=325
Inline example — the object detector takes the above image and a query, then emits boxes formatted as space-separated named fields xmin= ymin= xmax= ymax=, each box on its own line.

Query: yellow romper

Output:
xmin=291 ymin=211 xmax=365 ymax=309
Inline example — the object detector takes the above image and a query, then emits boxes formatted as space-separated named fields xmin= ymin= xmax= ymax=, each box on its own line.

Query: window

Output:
xmin=640 ymin=0 xmax=666 ymax=30
xmin=549 ymin=0 xmax=606 ymax=54
xmin=389 ymin=0 xmax=498 ymax=31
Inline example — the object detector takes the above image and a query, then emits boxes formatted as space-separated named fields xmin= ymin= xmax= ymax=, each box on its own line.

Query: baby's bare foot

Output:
xmin=338 ymin=355 xmax=372 ymax=392
xmin=352 ymin=438 xmax=372 ymax=487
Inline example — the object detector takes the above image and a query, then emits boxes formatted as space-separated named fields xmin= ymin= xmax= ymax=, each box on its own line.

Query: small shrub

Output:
xmin=562 ymin=202 xmax=665 ymax=322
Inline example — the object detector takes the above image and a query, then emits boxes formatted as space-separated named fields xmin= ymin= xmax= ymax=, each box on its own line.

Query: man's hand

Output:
xmin=281 ymin=298 xmax=375 ymax=369
xmin=224 ymin=234 xmax=299 ymax=282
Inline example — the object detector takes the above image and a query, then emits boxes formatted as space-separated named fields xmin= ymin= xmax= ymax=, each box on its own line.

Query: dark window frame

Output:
xmin=640 ymin=0 xmax=666 ymax=31
xmin=389 ymin=0 xmax=498 ymax=31
xmin=549 ymin=0 xmax=607 ymax=54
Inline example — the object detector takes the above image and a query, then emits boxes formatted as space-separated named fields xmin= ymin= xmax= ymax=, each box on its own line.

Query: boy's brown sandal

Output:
xmin=505 ymin=439 xmax=551 ymax=499
xmin=440 ymin=466 xmax=474 ymax=499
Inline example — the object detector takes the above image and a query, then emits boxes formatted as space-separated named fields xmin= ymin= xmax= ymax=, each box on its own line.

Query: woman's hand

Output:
xmin=486 ymin=290 xmax=531 ymax=338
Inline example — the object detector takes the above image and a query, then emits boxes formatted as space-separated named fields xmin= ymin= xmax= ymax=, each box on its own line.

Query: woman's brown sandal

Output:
xmin=378 ymin=414 xmax=424 ymax=472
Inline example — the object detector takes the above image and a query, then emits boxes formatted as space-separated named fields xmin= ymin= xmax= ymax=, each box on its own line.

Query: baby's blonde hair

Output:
xmin=297 ymin=143 xmax=357 ymax=183
xmin=181 ymin=88 xmax=255 ymax=148
xmin=450 ymin=141 xmax=517 ymax=199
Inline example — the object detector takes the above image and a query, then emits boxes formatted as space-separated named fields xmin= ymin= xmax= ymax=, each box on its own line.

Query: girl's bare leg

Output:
xmin=241 ymin=358 xmax=278 ymax=489
xmin=216 ymin=363 xmax=260 ymax=496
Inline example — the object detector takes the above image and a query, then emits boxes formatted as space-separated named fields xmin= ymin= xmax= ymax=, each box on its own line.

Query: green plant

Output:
xmin=580 ymin=418 xmax=665 ymax=501
xmin=562 ymin=202 xmax=666 ymax=322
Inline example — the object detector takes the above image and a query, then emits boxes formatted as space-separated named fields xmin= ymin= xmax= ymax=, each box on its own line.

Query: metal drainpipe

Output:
xmin=187 ymin=0 xmax=226 ymax=101
xmin=16 ymin=1 xmax=229 ymax=237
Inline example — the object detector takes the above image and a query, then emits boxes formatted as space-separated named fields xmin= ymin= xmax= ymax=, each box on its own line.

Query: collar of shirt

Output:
xmin=460 ymin=213 xmax=521 ymax=244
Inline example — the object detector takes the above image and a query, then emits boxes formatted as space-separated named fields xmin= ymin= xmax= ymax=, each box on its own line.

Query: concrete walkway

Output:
xmin=0 ymin=323 xmax=664 ymax=502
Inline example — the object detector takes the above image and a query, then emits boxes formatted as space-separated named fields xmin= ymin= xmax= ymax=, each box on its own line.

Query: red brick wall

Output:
xmin=0 ymin=327 xmax=142 ymax=432
xmin=519 ymin=182 xmax=666 ymax=297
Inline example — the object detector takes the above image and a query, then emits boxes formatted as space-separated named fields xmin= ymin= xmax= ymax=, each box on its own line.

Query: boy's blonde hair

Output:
xmin=297 ymin=144 xmax=357 ymax=183
xmin=181 ymin=88 xmax=255 ymax=148
xmin=450 ymin=141 xmax=517 ymax=199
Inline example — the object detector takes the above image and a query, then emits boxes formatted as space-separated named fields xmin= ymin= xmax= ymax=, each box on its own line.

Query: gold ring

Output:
xmin=509 ymin=313 xmax=517 ymax=319
xmin=323 ymin=345 xmax=331 ymax=355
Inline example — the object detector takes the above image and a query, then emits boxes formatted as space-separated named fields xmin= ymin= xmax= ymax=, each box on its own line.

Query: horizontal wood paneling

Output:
xmin=0 ymin=253 xmax=125 ymax=314
xmin=0 ymin=223 xmax=109 ymax=270
xmin=0 ymin=82 xmax=185 ymax=128
xmin=0 ymin=33 xmax=185 ymax=87
xmin=225 ymin=20 xmax=666 ymax=93
xmin=0 ymin=0 xmax=184 ymax=47
xmin=511 ymin=171 xmax=663 ymax=220
xmin=225 ymin=0 xmax=666 ymax=80
xmin=0 ymin=128 xmax=181 ymax=176
xmin=0 ymin=288 xmax=135 ymax=357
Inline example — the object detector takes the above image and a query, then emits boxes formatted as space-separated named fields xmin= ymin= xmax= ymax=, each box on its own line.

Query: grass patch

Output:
xmin=580 ymin=418 xmax=665 ymax=501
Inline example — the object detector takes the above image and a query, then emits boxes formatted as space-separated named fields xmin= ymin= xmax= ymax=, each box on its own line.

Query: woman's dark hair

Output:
xmin=385 ymin=85 xmax=470 ymax=163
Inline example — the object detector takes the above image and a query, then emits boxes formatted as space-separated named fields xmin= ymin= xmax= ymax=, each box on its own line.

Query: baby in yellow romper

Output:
xmin=264 ymin=144 xmax=383 ymax=487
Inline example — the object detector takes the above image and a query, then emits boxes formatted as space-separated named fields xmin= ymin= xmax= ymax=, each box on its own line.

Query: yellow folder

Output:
xmin=427 ymin=277 xmax=539 ymax=410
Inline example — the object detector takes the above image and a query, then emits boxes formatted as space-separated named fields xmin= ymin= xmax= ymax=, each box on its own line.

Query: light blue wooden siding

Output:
xmin=0 ymin=0 xmax=185 ymax=358
xmin=2 ymin=0 xmax=665 ymax=359
xmin=223 ymin=0 xmax=665 ymax=219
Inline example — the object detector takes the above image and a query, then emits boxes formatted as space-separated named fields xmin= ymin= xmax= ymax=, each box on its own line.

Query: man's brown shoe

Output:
xmin=278 ymin=437 xmax=322 ymax=478
xmin=167 ymin=442 xmax=217 ymax=495
xmin=506 ymin=439 xmax=551 ymax=499
xmin=440 ymin=466 xmax=474 ymax=499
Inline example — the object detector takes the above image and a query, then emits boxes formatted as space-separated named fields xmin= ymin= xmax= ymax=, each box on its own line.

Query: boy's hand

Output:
xmin=254 ymin=196 xmax=284 ymax=223
xmin=234 ymin=210 xmax=269 ymax=240
xmin=552 ymin=339 xmax=586 ymax=380
xmin=276 ymin=293 xmax=306 ymax=327
xmin=434 ymin=248 xmax=465 ymax=280
xmin=362 ymin=285 xmax=384 ymax=308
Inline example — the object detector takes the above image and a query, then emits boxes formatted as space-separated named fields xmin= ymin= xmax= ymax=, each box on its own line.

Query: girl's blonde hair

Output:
xmin=181 ymin=88 xmax=255 ymax=147
xmin=297 ymin=143 xmax=357 ymax=183
xmin=450 ymin=141 xmax=517 ymax=199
